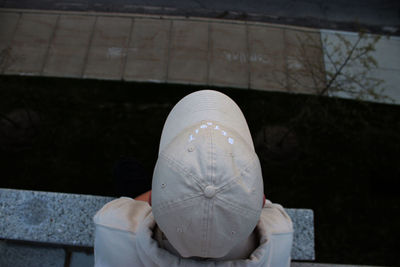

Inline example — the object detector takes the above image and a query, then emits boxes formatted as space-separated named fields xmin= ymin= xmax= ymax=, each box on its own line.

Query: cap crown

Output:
xmin=152 ymin=121 xmax=264 ymax=258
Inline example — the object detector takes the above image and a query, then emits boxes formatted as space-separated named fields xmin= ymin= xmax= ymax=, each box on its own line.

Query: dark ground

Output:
xmin=0 ymin=75 xmax=399 ymax=266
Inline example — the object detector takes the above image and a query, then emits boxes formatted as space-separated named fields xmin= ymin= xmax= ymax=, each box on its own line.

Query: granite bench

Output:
xmin=0 ymin=188 xmax=315 ymax=261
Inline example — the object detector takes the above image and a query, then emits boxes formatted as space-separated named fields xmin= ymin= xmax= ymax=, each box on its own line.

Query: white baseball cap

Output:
xmin=151 ymin=90 xmax=264 ymax=258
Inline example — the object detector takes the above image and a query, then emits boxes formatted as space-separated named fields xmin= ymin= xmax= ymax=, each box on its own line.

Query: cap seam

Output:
xmin=215 ymin=173 xmax=261 ymax=214
xmin=207 ymin=125 xmax=211 ymax=184
xmin=204 ymin=128 xmax=216 ymax=256
xmin=201 ymin=190 xmax=208 ymax=255
xmin=213 ymin=152 xmax=258 ymax=196
xmin=205 ymin=148 xmax=261 ymax=215
xmin=214 ymin=196 xmax=260 ymax=217
xmin=152 ymin=194 xmax=204 ymax=216
xmin=210 ymin=125 xmax=214 ymax=185
xmin=205 ymin=198 xmax=214 ymax=256
xmin=159 ymin=152 xmax=205 ymax=189
xmin=211 ymin=125 xmax=217 ymax=185
xmin=202 ymin=127 xmax=211 ymax=256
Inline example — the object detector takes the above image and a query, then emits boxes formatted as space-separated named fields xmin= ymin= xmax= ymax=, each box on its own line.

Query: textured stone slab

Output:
xmin=84 ymin=16 xmax=131 ymax=79
xmin=248 ymin=25 xmax=287 ymax=91
xmin=285 ymin=29 xmax=322 ymax=60
xmin=43 ymin=44 xmax=88 ymax=78
xmin=0 ymin=12 xmax=19 ymax=50
xmin=0 ymin=188 xmax=114 ymax=247
xmin=374 ymin=36 xmax=400 ymax=71
xmin=322 ymin=31 xmax=400 ymax=71
xmin=70 ymin=251 xmax=94 ymax=267
xmin=85 ymin=46 xmax=128 ymax=79
xmin=43 ymin=15 xmax=95 ymax=77
xmin=168 ymin=20 xmax=208 ymax=84
xmin=0 ymin=12 xmax=20 ymax=72
xmin=0 ymin=188 xmax=314 ymax=260
xmin=369 ymin=68 xmax=400 ymax=102
xmin=209 ymin=22 xmax=249 ymax=88
xmin=11 ymin=13 xmax=58 ymax=46
xmin=0 ymin=241 xmax=65 ymax=267
xmin=291 ymin=263 xmax=385 ymax=267
xmin=124 ymin=18 xmax=170 ymax=82
xmin=4 ymin=13 xmax=57 ymax=74
xmin=285 ymin=29 xmax=325 ymax=94
xmin=4 ymin=45 xmax=49 ymax=75
xmin=91 ymin=16 xmax=131 ymax=48
xmin=286 ymin=209 xmax=315 ymax=261
xmin=286 ymin=55 xmax=325 ymax=94
xmin=321 ymin=30 xmax=400 ymax=104
xmin=52 ymin=14 xmax=95 ymax=47
xmin=324 ymin=65 xmax=400 ymax=103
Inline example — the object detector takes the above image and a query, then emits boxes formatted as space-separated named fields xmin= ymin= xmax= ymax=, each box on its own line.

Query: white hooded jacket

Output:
xmin=93 ymin=197 xmax=293 ymax=267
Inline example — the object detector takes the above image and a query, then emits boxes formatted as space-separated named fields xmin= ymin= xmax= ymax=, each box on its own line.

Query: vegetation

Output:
xmin=266 ymin=30 xmax=393 ymax=152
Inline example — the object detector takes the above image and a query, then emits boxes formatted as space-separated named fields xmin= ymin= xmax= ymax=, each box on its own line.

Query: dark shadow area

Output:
xmin=0 ymin=75 xmax=399 ymax=265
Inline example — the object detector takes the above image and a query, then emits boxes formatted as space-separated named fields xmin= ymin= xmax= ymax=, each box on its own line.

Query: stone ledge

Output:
xmin=0 ymin=188 xmax=314 ymax=260
xmin=0 ymin=240 xmax=65 ymax=267
xmin=0 ymin=188 xmax=113 ymax=247
xmin=287 ymin=208 xmax=315 ymax=260
xmin=291 ymin=263 xmax=386 ymax=267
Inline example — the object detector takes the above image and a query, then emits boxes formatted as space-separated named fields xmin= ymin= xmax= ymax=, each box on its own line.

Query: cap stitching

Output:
xmin=214 ymin=195 xmax=260 ymax=217
xmin=213 ymin=156 xmax=262 ymax=214
xmin=152 ymin=194 xmax=204 ymax=216
xmin=159 ymin=152 xmax=206 ymax=189
xmin=212 ymin=152 xmax=258 ymax=195
xmin=204 ymin=128 xmax=216 ymax=256
xmin=158 ymin=135 xmax=260 ymax=214
xmin=153 ymin=195 xmax=205 ymax=212
xmin=217 ymin=182 xmax=261 ymax=213
xmin=211 ymin=124 xmax=217 ymax=185
xmin=206 ymin=126 xmax=210 ymax=184
xmin=205 ymin=198 xmax=214 ymax=256
xmin=201 ymin=128 xmax=212 ymax=256
xmin=201 ymin=190 xmax=208 ymax=255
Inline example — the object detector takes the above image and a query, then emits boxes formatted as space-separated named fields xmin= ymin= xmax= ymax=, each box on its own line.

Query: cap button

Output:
xmin=204 ymin=186 xmax=216 ymax=198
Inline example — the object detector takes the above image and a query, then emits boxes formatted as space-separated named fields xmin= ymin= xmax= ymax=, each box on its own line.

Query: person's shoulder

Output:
xmin=260 ymin=199 xmax=293 ymax=234
xmin=93 ymin=197 xmax=152 ymax=233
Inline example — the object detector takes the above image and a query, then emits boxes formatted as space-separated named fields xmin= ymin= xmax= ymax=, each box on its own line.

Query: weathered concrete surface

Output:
xmin=123 ymin=18 xmax=170 ymax=82
xmin=43 ymin=14 xmax=95 ymax=78
xmin=248 ymin=25 xmax=286 ymax=92
xmin=209 ymin=22 xmax=249 ymax=88
xmin=4 ymin=13 xmax=57 ymax=75
xmin=1 ymin=9 xmax=325 ymax=96
xmin=1 ymin=9 xmax=398 ymax=103
xmin=83 ymin=16 xmax=131 ymax=80
xmin=168 ymin=20 xmax=209 ymax=85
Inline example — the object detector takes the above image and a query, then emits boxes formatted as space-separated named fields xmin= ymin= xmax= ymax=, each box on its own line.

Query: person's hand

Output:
xmin=134 ymin=190 xmax=151 ymax=206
